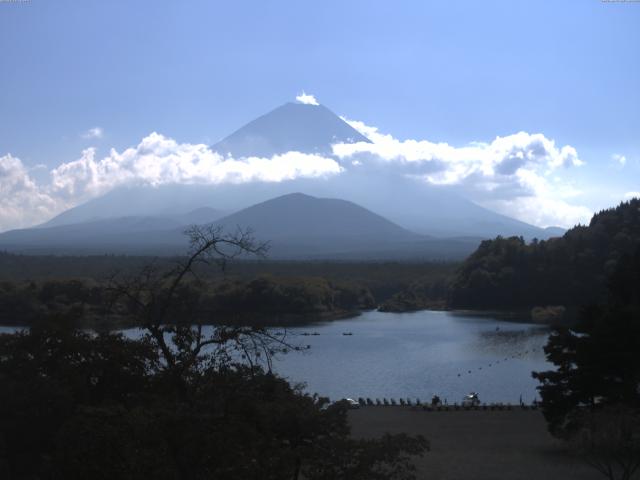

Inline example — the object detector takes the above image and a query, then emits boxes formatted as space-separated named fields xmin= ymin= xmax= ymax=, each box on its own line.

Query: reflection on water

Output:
xmin=0 ymin=310 xmax=552 ymax=404
xmin=271 ymin=310 xmax=551 ymax=404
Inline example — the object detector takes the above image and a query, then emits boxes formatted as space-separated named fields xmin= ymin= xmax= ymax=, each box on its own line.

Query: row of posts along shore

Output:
xmin=346 ymin=397 xmax=540 ymax=411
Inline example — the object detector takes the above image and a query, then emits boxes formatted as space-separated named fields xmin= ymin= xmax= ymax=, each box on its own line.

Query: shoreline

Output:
xmin=0 ymin=306 xmax=558 ymax=330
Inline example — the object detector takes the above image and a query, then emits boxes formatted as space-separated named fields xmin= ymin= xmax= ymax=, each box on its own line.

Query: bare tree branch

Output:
xmin=105 ymin=224 xmax=299 ymax=381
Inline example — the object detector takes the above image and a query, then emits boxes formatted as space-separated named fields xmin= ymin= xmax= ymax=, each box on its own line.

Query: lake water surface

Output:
xmin=0 ymin=310 xmax=552 ymax=404
xmin=271 ymin=310 xmax=551 ymax=404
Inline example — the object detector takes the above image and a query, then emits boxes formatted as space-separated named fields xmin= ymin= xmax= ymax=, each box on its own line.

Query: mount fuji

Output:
xmin=212 ymin=102 xmax=371 ymax=158
xmin=0 ymin=100 xmax=563 ymax=258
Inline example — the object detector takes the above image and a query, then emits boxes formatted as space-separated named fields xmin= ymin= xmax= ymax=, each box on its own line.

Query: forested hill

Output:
xmin=449 ymin=198 xmax=640 ymax=310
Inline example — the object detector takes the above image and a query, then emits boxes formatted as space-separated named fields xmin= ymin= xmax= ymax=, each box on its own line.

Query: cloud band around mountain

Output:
xmin=0 ymin=135 xmax=343 ymax=231
xmin=334 ymin=117 xmax=591 ymax=229
xmin=0 ymin=119 xmax=592 ymax=232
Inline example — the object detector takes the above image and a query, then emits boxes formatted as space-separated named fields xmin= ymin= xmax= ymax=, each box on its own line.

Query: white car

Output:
xmin=344 ymin=398 xmax=360 ymax=409
xmin=462 ymin=392 xmax=480 ymax=407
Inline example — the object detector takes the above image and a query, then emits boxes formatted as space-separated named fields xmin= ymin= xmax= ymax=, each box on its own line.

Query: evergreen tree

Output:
xmin=533 ymin=246 xmax=640 ymax=436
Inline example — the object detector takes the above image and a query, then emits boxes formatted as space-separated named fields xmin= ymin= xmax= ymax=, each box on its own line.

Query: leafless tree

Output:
xmin=107 ymin=224 xmax=296 ymax=379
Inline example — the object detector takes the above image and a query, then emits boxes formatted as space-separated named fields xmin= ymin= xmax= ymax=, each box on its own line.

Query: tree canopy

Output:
xmin=532 ymin=244 xmax=640 ymax=435
xmin=449 ymin=199 xmax=640 ymax=311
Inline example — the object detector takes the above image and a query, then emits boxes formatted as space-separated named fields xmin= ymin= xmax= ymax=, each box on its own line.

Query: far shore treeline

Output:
xmin=0 ymin=199 xmax=638 ymax=328
xmin=0 ymin=257 xmax=454 ymax=328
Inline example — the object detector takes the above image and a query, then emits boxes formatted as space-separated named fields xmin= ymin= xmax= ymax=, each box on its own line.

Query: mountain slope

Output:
xmin=305 ymin=170 xmax=556 ymax=239
xmin=211 ymin=102 xmax=371 ymax=158
xmin=0 ymin=216 xmax=185 ymax=249
xmin=39 ymin=174 xmax=557 ymax=240
xmin=41 ymin=186 xmax=226 ymax=228
xmin=1 ymin=208 xmax=223 ymax=253
xmin=0 ymin=193 xmax=481 ymax=259
xmin=211 ymin=193 xmax=480 ymax=259
xmin=214 ymin=192 xmax=417 ymax=241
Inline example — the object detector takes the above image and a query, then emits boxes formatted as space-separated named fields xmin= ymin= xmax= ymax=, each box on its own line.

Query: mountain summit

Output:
xmin=212 ymin=102 xmax=371 ymax=158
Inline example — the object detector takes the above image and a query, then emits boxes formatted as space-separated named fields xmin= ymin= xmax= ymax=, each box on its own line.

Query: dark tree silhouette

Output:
xmin=533 ymin=246 xmax=640 ymax=479
xmin=533 ymin=246 xmax=640 ymax=436
xmin=450 ymin=199 xmax=640 ymax=312
xmin=0 ymin=225 xmax=429 ymax=479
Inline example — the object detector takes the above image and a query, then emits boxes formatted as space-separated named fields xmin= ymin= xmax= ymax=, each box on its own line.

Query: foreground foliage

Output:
xmin=0 ymin=321 xmax=427 ymax=479
xmin=0 ymin=226 xmax=428 ymax=479
xmin=533 ymin=245 xmax=640 ymax=479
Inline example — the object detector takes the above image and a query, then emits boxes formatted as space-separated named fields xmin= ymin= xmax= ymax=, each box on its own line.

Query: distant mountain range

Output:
xmin=41 ymin=189 xmax=225 ymax=229
xmin=2 ymin=100 xmax=565 ymax=258
xmin=0 ymin=193 xmax=482 ymax=259
xmin=0 ymin=207 xmax=222 ymax=253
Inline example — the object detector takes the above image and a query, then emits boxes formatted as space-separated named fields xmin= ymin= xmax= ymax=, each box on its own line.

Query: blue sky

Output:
xmin=0 ymin=0 xmax=639 ymax=230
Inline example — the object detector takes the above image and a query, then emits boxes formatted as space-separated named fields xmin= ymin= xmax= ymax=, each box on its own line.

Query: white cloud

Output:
xmin=624 ymin=191 xmax=640 ymax=200
xmin=0 ymin=119 xmax=598 ymax=232
xmin=480 ymin=187 xmax=592 ymax=228
xmin=82 ymin=127 xmax=104 ymax=139
xmin=336 ymin=117 xmax=584 ymax=173
xmin=50 ymin=133 xmax=342 ymax=200
xmin=0 ymin=134 xmax=343 ymax=231
xmin=295 ymin=92 xmax=319 ymax=106
xmin=0 ymin=154 xmax=61 ymax=231
xmin=611 ymin=153 xmax=627 ymax=167
xmin=333 ymin=118 xmax=591 ymax=228
xmin=612 ymin=153 xmax=627 ymax=167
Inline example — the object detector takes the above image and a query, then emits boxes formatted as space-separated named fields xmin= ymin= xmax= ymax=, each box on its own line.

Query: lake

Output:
xmin=271 ymin=310 xmax=551 ymax=404
xmin=0 ymin=310 xmax=552 ymax=404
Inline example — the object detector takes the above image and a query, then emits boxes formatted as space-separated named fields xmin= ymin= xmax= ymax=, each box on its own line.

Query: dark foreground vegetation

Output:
xmin=0 ymin=225 xmax=428 ymax=479
xmin=532 ymin=244 xmax=640 ymax=480
xmin=0 ymin=321 xmax=427 ymax=479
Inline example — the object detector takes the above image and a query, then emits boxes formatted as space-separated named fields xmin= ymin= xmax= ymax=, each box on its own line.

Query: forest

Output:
xmin=448 ymin=199 xmax=640 ymax=313
xmin=2 ymin=201 xmax=639 ymax=328
xmin=0 ymin=276 xmax=378 ymax=328
xmin=0 ymin=253 xmax=455 ymax=327
xmin=531 ymin=241 xmax=640 ymax=480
